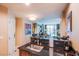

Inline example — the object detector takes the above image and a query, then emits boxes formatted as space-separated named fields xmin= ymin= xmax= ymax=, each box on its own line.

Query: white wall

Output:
xmin=0 ymin=5 xmax=8 ymax=56
xmin=67 ymin=4 xmax=79 ymax=52
xmin=71 ymin=4 xmax=79 ymax=52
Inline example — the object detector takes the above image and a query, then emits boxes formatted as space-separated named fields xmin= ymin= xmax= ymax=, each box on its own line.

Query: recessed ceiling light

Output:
xmin=27 ymin=14 xmax=38 ymax=21
xmin=25 ymin=3 xmax=31 ymax=6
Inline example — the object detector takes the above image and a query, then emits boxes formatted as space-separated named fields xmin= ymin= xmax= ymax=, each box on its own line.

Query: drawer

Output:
xmin=54 ymin=40 xmax=65 ymax=47
xmin=54 ymin=48 xmax=64 ymax=54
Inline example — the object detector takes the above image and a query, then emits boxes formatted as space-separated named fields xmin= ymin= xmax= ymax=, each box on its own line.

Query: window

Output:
xmin=46 ymin=24 xmax=60 ymax=38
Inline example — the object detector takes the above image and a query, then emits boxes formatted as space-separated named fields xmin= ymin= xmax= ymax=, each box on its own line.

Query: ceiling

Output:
xmin=1 ymin=3 xmax=68 ymax=20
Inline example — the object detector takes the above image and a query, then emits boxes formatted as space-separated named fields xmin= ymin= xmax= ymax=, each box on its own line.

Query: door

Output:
xmin=8 ymin=15 xmax=16 ymax=56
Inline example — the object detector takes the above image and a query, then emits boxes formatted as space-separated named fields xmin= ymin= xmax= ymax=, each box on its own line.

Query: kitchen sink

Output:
xmin=26 ymin=44 xmax=44 ymax=52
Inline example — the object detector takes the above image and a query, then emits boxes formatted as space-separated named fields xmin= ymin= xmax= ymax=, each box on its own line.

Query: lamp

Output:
xmin=28 ymin=14 xmax=37 ymax=21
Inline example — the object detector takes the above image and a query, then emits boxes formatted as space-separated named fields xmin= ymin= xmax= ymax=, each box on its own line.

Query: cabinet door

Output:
xmin=19 ymin=50 xmax=31 ymax=56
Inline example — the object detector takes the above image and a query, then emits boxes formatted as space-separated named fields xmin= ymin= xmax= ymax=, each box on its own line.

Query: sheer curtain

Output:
xmin=47 ymin=24 xmax=57 ymax=38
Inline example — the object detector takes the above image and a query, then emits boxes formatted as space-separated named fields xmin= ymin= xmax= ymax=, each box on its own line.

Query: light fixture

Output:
xmin=27 ymin=14 xmax=38 ymax=21
xmin=25 ymin=2 xmax=31 ymax=6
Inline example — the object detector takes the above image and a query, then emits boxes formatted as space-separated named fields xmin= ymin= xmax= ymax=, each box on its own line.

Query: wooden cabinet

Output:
xmin=19 ymin=50 xmax=31 ymax=56
xmin=54 ymin=40 xmax=65 ymax=54
xmin=40 ymin=39 xmax=49 ymax=47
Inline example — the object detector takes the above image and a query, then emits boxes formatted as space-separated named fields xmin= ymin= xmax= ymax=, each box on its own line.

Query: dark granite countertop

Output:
xmin=18 ymin=43 xmax=49 ymax=56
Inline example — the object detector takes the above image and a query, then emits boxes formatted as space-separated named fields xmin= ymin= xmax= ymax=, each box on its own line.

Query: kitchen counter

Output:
xmin=19 ymin=41 xmax=74 ymax=56
xmin=18 ymin=43 xmax=49 ymax=56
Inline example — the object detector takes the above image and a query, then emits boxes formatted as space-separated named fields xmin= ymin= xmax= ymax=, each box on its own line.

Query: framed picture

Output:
xmin=66 ymin=11 xmax=72 ymax=34
xmin=25 ymin=24 xmax=31 ymax=35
